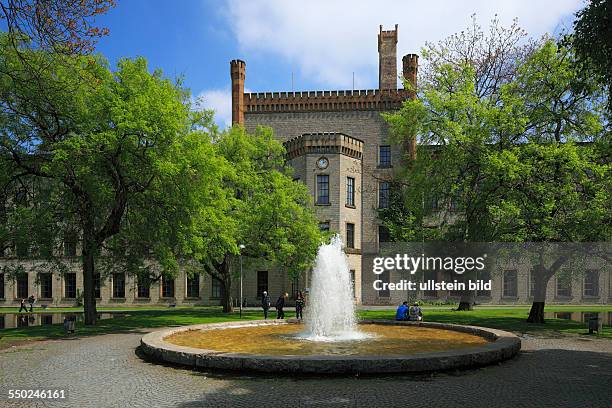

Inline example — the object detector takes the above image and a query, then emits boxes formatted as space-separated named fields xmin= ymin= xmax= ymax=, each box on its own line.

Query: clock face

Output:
xmin=317 ymin=157 xmax=329 ymax=169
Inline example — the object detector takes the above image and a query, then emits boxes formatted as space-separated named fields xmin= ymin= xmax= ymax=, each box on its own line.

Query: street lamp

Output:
xmin=239 ymin=244 xmax=246 ymax=318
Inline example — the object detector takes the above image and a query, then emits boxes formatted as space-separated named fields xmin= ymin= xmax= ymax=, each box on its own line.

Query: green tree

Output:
xmin=0 ymin=36 xmax=226 ymax=324
xmin=383 ymin=33 xmax=609 ymax=314
xmin=199 ymin=126 xmax=322 ymax=312
xmin=489 ymin=40 xmax=610 ymax=322
xmin=572 ymin=0 xmax=612 ymax=112
xmin=0 ymin=0 xmax=116 ymax=53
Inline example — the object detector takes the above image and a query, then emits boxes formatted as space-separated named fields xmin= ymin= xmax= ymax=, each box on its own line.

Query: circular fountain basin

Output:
xmin=140 ymin=319 xmax=521 ymax=374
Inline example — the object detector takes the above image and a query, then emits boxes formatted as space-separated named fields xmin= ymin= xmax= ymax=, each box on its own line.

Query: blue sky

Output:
xmin=74 ymin=1 xmax=586 ymax=127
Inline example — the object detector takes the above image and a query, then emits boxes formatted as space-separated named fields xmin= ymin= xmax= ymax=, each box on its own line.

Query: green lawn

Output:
xmin=0 ymin=305 xmax=610 ymax=350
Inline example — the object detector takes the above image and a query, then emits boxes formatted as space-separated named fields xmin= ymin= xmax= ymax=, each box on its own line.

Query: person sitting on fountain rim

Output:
xmin=395 ymin=301 xmax=409 ymax=321
xmin=408 ymin=302 xmax=423 ymax=321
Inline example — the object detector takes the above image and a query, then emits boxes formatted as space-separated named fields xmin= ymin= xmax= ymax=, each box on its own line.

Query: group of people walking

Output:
xmin=18 ymin=295 xmax=36 ymax=313
xmin=261 ymin=290 xmax=305 ymax=320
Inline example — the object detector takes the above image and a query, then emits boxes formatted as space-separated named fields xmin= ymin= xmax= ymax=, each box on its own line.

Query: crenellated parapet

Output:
xmin=284 ymin=132 xmax=363 ymax=160
xmin=244 ymin=89 xmax=410 ymax=114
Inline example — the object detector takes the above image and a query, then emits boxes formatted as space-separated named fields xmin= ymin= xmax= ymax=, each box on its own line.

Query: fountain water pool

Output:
xmin=141 ymin=237 xmax=521 ymax=374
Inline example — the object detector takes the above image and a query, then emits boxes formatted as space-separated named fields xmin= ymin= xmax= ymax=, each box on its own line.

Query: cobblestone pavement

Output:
xmin=0 ymin=329 xmax=610 ymax=408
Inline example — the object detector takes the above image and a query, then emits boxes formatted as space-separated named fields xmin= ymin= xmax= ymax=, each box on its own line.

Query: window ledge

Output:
xmin=377 ymin=165 xmax=393 ymax=169
xmin=39 ymin=298 xmax=53 ymax=301
xmin=184 ymin=297 xmax=201 ymax=300
xmin=160 ymin=297 xmax=176 ymax=300
xmin=110 ymin=297 xmax=126 ymax=300
xmin=345 ymin=204 xmax=356 ymax=209
xmin=344 ymin=248 xmax=361 ymax=255
xmin=135 ymin=297 xmax=151 ymax=300
xmin=315 ymin=202 xmax=331 ymax=206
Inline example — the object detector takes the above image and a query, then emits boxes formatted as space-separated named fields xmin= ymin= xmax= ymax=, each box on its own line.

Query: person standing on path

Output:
xmin=261 ymin=291 xmax=271 ymax=319
xmin=27 ymin=295 xmax=35 ymax=312
xmin=295 ymin=291 xmax=305 ymax=320
xmin=276 ymin=292 xmax=287 ymax=319
xmin=18 ymin=298 xmax=27 ymax=313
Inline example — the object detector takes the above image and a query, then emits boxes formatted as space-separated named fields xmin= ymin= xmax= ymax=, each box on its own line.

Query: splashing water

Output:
xmin=300 ymin=235 xmax=368 ymax=341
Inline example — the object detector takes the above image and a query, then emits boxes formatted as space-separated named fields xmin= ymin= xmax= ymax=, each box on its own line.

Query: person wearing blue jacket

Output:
xmin=395 ymin=301 xmax=409 ymax=321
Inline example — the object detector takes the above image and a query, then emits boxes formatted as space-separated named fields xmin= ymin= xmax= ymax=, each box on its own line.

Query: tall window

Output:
xmin=378 ymin=182 xmax=390 ymax=209
xmin=378 ymin=270 xmax=390 ymax=297
xmin=349 ymin=269 xmax=356 ymax=299
xmin=0 ymin=273 xmax=4 ymax=299
xmin=583 ymin=270 xmax=599 ymax=297
xmin=346 ymin=177 xmax=355 ymax=207
xmin=378 ymin=225 xmax=391 ymax=243
xmin=211 ymin=277 xmax=224 ymax=299
xmin=187 ymin=274 xmax=200 ymax=298
xmin=94 ymin=273 xmax=101 ymax=299
xmin=556 ymin=276 xmax=571 ymax=297
xmin=257 ymin=271 xmax=268 ymax=297
xmin=16 ymin=273 xmax=28 ymax=298
xmin=112 ymin=273 xmax=125 ymax=298
xmin=316 ymin=175 xmax=329 ymax=204
xmin=476 ymin=270 xmax=491 ymax=297
xmin=137 ymin=275 xmax=150 ymax=298
xmin=346 ymin=223 xmax=355 ymax=249
xmin=39 ymin=273 xmax=52 ymax=299
xmin=161 ymin=276 xmax=175 ymax=298
xmin=503 ymin=270 xmax=517 ymax=297
xmin=64 ymin=232 xmax=77 ymax=257
xmin=0 ymin=315 xmax=5 ymax=329
xmin=379 ymin=145 xmax=391 ymax=167
xmin=65 ymin=273 xmax=77 ymax=299
xmin=423 ymin=269 xmax=437 ymax=297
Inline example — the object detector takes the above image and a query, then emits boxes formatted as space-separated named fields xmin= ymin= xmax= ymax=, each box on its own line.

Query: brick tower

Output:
xmin=402 ymin=54 xmax=419 ymax=161
xmin=378 ymin=24 xmax=398 ymax=90
xmin=230 ymin=59 xmax=246 ymax=126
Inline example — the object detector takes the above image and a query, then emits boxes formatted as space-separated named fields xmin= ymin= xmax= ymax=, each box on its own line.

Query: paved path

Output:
xmin=0 ymin=329 xmax=610 ymax=408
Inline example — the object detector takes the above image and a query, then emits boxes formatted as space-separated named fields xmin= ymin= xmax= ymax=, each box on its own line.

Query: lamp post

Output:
xmin=239 ymin=244 xmax=245 ymax=318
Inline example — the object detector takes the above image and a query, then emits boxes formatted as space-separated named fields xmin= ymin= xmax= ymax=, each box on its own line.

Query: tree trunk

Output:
xmin=456 ymin=272 xmax=475 ymax=311
xmin=456 ymin=290 xmax=475 ymax=311
xmin=81 ymin=224 xmax=97 ymax=326
xmin=527 ymin=301 xmax=545 ymax=323
xmin=221 ymin=276 xmax=233 ymax=313
xmin=527 ymin=265 xmax=549 ymax=324
xmin=220 ymin=258 xmax=233 ymax=313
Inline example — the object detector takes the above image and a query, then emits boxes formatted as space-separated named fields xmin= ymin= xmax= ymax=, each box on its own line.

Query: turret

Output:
xmin=230 ymin=59 xmax=246 ymax=126
xmin=378 ymin=24 xmax=398 ymax=90
xmin=402 ymin=54 xmax=419 ymax=162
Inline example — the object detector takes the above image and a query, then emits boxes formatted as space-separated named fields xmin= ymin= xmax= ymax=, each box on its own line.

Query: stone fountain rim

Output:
xmin=140 ymin=319 xmax=521 ymax=374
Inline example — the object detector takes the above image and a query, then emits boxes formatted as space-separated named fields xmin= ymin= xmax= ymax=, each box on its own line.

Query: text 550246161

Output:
xmin=7 ymin=389 xmax=67 ymax=400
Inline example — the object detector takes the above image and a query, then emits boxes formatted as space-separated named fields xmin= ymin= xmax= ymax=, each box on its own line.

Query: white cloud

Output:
xmin=224 ymin=0 xmax=581 ymax=89
xmin=197 ymin=88 xmax=232 ymax=129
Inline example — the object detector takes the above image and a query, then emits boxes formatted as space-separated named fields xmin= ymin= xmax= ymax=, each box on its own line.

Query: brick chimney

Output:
xmin=378 ymin=24 xmax=398 ymax=90
xmin=402 ymin=54 xmax=419 ymax=162
xmin=230 ymin=59 xmax=246 ymax=126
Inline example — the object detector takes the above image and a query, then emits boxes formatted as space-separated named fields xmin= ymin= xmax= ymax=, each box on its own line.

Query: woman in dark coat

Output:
xmin=276 ymin=292 xmax=287 ymax=319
